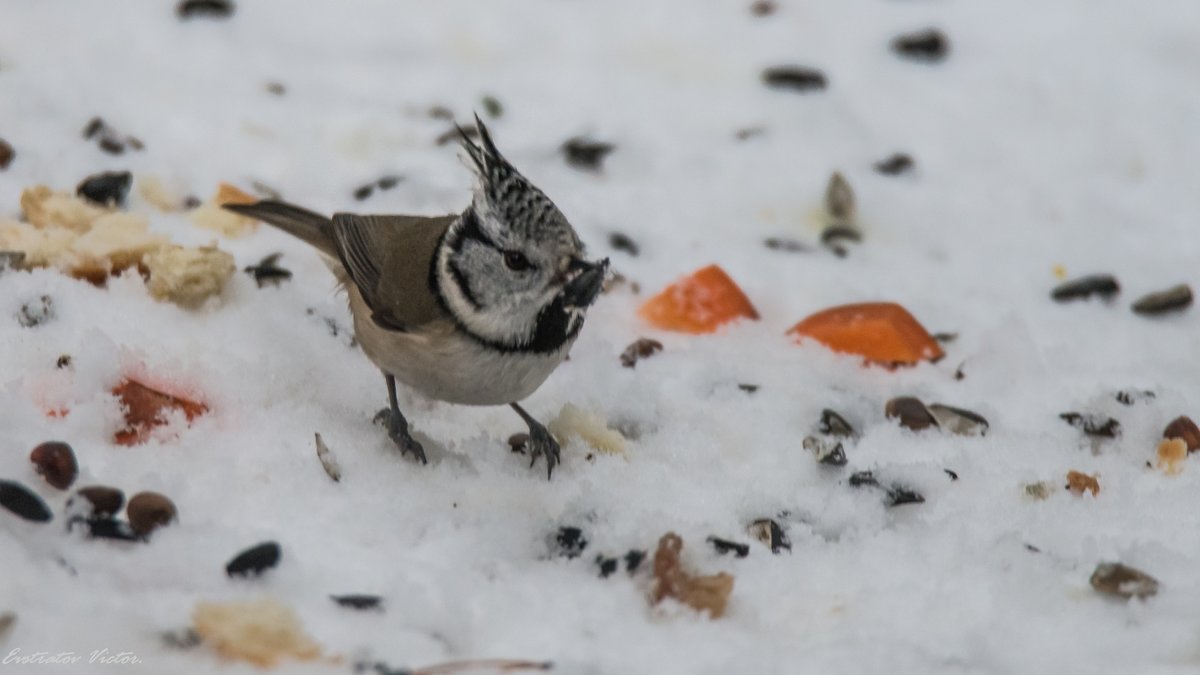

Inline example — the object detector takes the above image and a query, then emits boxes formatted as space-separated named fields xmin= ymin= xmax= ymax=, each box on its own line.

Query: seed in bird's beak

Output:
xmin=563 ymin=258 xmax=609 ymax=309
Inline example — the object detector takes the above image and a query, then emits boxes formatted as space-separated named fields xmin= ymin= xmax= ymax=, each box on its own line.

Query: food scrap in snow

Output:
xmin=762 ymin=66 xmax=827 ymax=92
xmin=926 ymin=403 xmax=989 ymax=436
xmin=874 ymin=153 xmax=914 ymax=175
xmin=0 ymin=479 xmax=53 ymax=522
xmin=620 ymin=337 xmax=663 ymax=368
xmin=1051 ymin=274 xmax=1120 ymax=302
xmin=1059 ymin=412 xmax=1120 ymax=439
xmin=547 ymin=403 xmax=627 ymax=455
xmin=144 ymin=245 xmax=235 ymax=306
xmin=562 ymin=137 xmax=616 ymax=171
xmin=81 ymin=117 xmax=144 ymax=155
xmin=29 ymin=441 xmax=77 ymax=490
xmin=111 ymin=378 xmax=208 ymax=446
xmin=191 ymin=598 xmax=323 ymax=668
xmin=1089 ymin=562 xmax=1158 ymax=600
xmin=76 ymin=171 xmax=132 ymax=208
xmin=226 ymin=541 xmax=282 ymax=577
xmin=1131 ymin=284 xmax=1192 ymax=316
xmin=1066 ymin=471 xmax=1100 ymax=497
xmin=1163 ymin=415 xmax=1200 ymax=452
xmin=885 ymin=396 xmax=939 ymax=431
xmin=640 ymin=264 xmax=758 ymax=333
xmin=651 ymin=533 xmax=735 ymax=618
xmin=818 ymin=409 xmax=856 ymax=438
xmin=126 ymin=491 xmax=177 ymax=536
xmin=789 ymin=302 xmax=943 ymax=366
xmin=891 ymin=28 xmax=950 ymax=63
xmin=314 ymin=433 xmax=342 ymax=482
xmin=747 ymin=518 xmax=790 ymax=553
xmin=1156 ymin=439 xmax=1187 ymax=474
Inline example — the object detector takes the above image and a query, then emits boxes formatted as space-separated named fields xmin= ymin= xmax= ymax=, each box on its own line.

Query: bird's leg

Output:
xmin=373 ymin=374 xmax=427 ymax=464
xmin=509 ymin=402 xmax=560 ymax=480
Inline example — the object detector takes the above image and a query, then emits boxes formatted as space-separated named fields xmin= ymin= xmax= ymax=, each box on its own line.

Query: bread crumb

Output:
xmin=144 ymin=245 xmax=235 ymax=307
xmin=137 ymin=176 xmax=183 ymax=212
xmin=20 ymin=185 xmax=110 ymax=231
xmin=192 ymin=598 xmax=322 ymax=668
xmin=548 ymin=403 xmax=627 ymax=455
xmin=651 ymin=532 xmax=734 ymax=618
xmin=190 ymin=183 xmax=258 ymax=238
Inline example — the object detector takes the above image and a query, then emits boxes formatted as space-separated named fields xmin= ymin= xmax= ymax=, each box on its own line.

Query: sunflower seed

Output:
xmin=315 ymin=432 xmax=342 ymax=482
xmin=244 ymin=253 xmax=293 ymax=288
xmin=1090 ymin=562 xmax=1158 ymax=600
xmin=562 ymin=138 xmax=615 ymax=171
xmin=176 ymin=0 xmax=234 ymax=20
xmin=885 ymin=397 xmax=938 ymax=431
xmin=762 ymin=66 xmax=827 ymax=92
xmin=706 ymin=536 xmax=750 ymax=558
xmin=874 ymin=153 xmax=913 ymax=175
xmin=1060 ymin=412 xmax=1120 ymax=438
xmin=608 ymin=232 xmax=640 ymax=257
xmin=226 ymin=541 xmax=281 ymax=577
xmin=0 ymin=138 xmax=13 ymax=170
xmin=927 ymin=404 xmax=989 ymax=436
xmin=76 ymin=171 xmax=132 ymax=207
xmin=0 ymin=480 xmax=52 ymax=522
xmin=747 ymin=518 xmax=790 ymax=553
xmin=803 ymin=436 xmax=847 ymax=466
xmin=1051 ymin=274 xmax=1120 ymax=302
xmin=892 ymin=28 xmax=949 ymax=63
xmin=1132 ymin=284 xmax=1192 ymax=315
xmin=818 ymin=409 xmax=856 ymax=437
xmin=331 ymin=594 xmax=383 ymax=610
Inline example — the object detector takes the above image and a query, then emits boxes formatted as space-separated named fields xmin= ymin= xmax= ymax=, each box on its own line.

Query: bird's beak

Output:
xmin=562 ymin=257 xmax=609 ymax=310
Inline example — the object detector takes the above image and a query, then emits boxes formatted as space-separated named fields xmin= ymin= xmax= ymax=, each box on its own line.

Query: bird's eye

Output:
xmin=503 ymin=250 xmax=533 ymax=271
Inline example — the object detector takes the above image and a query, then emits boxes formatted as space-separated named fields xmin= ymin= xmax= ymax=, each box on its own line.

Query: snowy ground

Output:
xmin=2 ymin=1 xmax=1200 ymax=673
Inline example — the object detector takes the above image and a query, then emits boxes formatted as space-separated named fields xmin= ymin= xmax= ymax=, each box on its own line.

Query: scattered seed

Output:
xmin=849 ymin=471 xmax=879 ymax=489
xmin=1066 ymin=471 xmax=1100 ymax=496
xmin=0 ymin=479 xmax=53 ymax=522
xmin=885 ymin=486 xmax=925 ymax=506
xmin=707 ymin=536 xmax=750 ymax=558
xmin=1115 ymin=389 xmax=1154 ymax=405
xmin=1132 ymin=284 xmax=1192 ymax=316
xmin=161 ymin=629 xmax=202 ymax=650
xmin=927 ymin=403 xmax=989 ymax=436
xmin=803 ymin=436 xmax=847 ymax=466
xmin=436 ymin=125 xmax=476 ymax=146
xmin=481 ymin=95 xmax=504 ymax=119
xmin=331 ymin=594 xmax=383 ymax=610
xmin=17 ymin=295 xmax=54 ymax=328
xmin=76 ymin=171 xmax=132 ymax=207
xmin=1024 ymin=481 xmax=1053 ymax=500
xmin=0 ymin=251 xmax=26 ymax=273
xmin=747 ymin=518 xmax=790 ymax=553
xmin=932 ymin=332 xmax=958 ymax=343
xmin=126 ymin=492 xmax=177 ymax=536
xmin=620 ymin=338 xmax=663 ymax=368
xmin=734 ymin=126 xmax=766 ymax=141
xmin=226 ymin=541 xmax=281 ymax=577
xmin=1090 ymin=562 xmax=1158 ymax=600
xmin=737 ymin=383 xmax=759 ymax=394
xmin=824 ymin=172 xmax=856 ymax=222
xmin=624 ymin=549 xmax=646 ymax=573
xmin=885 ymin=397 xmax=939 ymax=431
xmin=0 ymin=138 xmax=13 ymax=170
xmin=83 ymin=117 xmax=105 ymax=139
xmin=507 ymin=432 xmax=529 ymax=454
xmin=1051 ymin=274 xmax=1120 ymax=302
xmin=98 ymin=137 xmax=125 ymax=155
xmin=314 ymin=432 xmax=342 ymax=482
xmin=608 ymin=232 xmax=639 ymax=257
xmin=750 ymin=0 xmax=776 ymax=16
xmin=944 ymin=469 xmax=959 ymax=481
xmin=264 ymin=81 xmax=286 ymax=96
xmin=1163 ymin=415 xmax=1200 ymax=452
xmin=818 ymin=409 xmax=855 ymax=437
xmin=1060 ymin=412 xmax=1120 ymax=438
xmin=183 ymin=195 xmax=202 ymax=209
xmin=244 ymin=252 xmax=293 ymax=288
xmin=0 ymin=612 xmax=14 ymax=640
xmin=821 ymin=224 xmax=861 ymax=257
xmin=595 ymin=555 xmax=619 ymax=578
xmin=29 ymin=441 xmax=77 ymax=490
xmin=555 ymin=526 xmax=587 ymax=559
xmin=762 ymin=66 xmax=827 ymax=92
xmin=874 ymin=153 xmax=913 ymax=175
xmin=892 ymin=28 xmax=949 ymax=63
xmin=69 ymin=516 xmax=140 ymax=542
xmin=764 ymin=237 xmax=809 ymax=253
xmin=55 ymin=354 xmax=72 ymax=369
xmin=562 ymin=137 xmax=615 ymax=171
xmin=353 ymin=184 xmax=374 ymax=201
xmin=71 ymin=486 xmax=125 ymax=517
xmin=176 ymin=0 xmax=235 ymax=20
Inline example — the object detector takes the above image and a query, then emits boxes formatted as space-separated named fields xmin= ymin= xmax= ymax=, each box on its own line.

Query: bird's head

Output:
xmin=436 ymin=116 xmax=607 ymax=353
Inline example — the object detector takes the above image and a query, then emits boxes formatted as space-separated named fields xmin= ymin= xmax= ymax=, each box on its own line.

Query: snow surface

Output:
xmin=2 ymin=1 xmax=1200 ymax=673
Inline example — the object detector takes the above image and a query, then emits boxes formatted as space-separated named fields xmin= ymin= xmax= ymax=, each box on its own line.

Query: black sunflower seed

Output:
xmin=818 ymin=409 xmax=855 ymax=437
xmin=0 ymin=480 xmax=53 ymax=522
xmin=608 ymin=232 xmax=639 ymax=257
xmin=706 ymin=536 xmax=750 ymax=558
xmin=562 ymin=138 xmax=615 ymax=171
xmin=76 ymin=171 xmax=132 ymax=207
xmin=244 ymin=253 xmax=293 ymax=288
xmin=225 ymin=541 xmax=281 ymax=577
xmin=176 ymin=0 xmax=235 ymax=20
xmin=331 ymin=594 xmax=383 ymax=610
xmin=762 ymin=66 xmax=827 ymax=92
xmin=892 ymin=28 xmax=949 ymax=63
xmin=555 ymin=526 xmax=587 ymax=559
xmin=874 ymin=153 xmax=913 ymax=175
xmin=1051 ymin=274 xmax=1120 ymax=302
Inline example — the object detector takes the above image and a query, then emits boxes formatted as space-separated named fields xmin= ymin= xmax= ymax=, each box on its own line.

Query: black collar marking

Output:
xmin=429 ymin=217 xmax=581 ymax=356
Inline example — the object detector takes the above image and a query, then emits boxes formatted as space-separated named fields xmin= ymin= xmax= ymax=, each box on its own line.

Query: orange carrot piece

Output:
xmin=112 ymin=379 xmax=208 ymax=446
xmin=214 ymin=182 xmax=256 ymax=206
xmin=639 ymin=265 xmax=759 ymax=334
xmin=788 ymin=302 xmax=943 ymax=365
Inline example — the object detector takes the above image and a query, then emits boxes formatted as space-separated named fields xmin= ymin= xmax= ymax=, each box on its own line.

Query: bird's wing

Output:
xmin=329 ymin=213 xmax=456 ymax=331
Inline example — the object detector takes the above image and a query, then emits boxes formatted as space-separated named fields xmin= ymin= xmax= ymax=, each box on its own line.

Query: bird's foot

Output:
xmin=373 ymin=408 xmax=427 ymax=465
xmin=509 ymin=403 xmax=560 ymax=480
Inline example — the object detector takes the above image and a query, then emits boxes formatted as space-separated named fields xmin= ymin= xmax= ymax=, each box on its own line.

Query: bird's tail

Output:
xmin=224 ymin=200 xmax=337 ymax=258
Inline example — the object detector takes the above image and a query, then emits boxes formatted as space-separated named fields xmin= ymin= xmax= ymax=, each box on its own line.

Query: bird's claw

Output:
xmin=525 ymin=424 xmax=560 ymax=480
xmin=374 ymin=408 xmax=427 ymax=465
